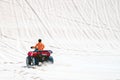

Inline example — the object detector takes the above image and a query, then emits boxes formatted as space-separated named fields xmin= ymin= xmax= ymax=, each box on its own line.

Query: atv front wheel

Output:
xmin=26 ymin=56 xmax=39 ymax=66
xmin=26 ymin=56 xmax=32 ymax=66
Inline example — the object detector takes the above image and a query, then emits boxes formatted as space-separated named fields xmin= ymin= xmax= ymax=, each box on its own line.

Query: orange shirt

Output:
xmin=35 ymin=42 xmax=45 ymax=50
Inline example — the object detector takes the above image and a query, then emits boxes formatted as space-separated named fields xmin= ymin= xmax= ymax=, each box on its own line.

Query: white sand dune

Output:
xmin=0 ymin=0 xmax=120 ymax=80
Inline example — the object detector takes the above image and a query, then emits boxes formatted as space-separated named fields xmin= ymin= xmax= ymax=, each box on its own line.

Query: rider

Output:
xmin=31 ymin=39 xmax=45 ymax=51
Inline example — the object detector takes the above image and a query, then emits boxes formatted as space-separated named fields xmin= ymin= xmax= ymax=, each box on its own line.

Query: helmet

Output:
xmin=38 ymin=39 xmax=42 ymax=42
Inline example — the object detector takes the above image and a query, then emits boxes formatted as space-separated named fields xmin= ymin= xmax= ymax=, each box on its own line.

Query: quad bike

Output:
xmin=26 ymin=50 xmax=54 ymax=66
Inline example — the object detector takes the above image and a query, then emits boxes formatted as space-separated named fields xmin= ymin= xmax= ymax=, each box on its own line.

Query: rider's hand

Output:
xmin=30 ymin=46 xmax=34 ymax=49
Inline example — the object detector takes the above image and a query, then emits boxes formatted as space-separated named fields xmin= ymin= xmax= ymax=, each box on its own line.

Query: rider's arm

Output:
xmin=31 ymin=43 xmax=38 ymax=49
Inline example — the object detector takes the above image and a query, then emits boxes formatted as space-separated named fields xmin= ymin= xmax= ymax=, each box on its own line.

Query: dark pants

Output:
xmin=34 ymin=48 xmax=38 ymax=52
xmin=34 ymin=49 xmax=42 ymax=54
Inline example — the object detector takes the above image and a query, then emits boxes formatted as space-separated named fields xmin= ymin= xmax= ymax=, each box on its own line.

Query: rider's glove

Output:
xmin=30 ymin=46 xmax=34 ymax=49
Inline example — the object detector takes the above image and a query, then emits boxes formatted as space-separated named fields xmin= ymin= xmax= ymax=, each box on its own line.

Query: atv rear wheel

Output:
xmin=47 ymin=56 xmax=54 ymax=63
